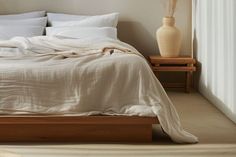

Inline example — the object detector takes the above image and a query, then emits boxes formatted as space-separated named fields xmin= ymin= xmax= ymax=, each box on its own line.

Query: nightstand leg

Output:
xmin=154 ymin=64 xmax=160 ymax=78
xmin=186 ymin=72 xmax=191 ymax=93
xmin=191 ymin=71 xmax=194 ymax=89
xmin=155 ymin=71 xmax=159 ymax=78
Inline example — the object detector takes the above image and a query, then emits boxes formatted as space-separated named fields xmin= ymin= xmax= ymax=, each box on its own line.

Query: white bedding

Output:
xmin=46 ymin=27 xmax=117 ymax=39
xmin=0 ymin=36 xmax=198 ymax=143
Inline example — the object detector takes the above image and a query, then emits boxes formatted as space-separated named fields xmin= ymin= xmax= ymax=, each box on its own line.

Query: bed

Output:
xmin=0 ymin=11 xmax=198 ymax=143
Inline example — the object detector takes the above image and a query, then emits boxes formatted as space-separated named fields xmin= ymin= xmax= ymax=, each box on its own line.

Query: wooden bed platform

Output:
xmin=0 ymin=116 xmax=159 ymax=142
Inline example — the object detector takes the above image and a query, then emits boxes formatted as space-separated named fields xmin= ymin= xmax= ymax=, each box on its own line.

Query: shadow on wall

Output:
xmin=118 ymin=21 xmax=159 ymax=56
xmin=193 ymin=28 xmax=200 ymax=90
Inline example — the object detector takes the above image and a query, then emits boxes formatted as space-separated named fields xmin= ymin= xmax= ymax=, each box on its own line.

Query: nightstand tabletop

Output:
xmin=149 ymin=55 xmax=196 ymax=65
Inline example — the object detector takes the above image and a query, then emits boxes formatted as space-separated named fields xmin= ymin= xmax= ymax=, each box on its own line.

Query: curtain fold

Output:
xmin=194 ymin=0 xmax=236 ymax=123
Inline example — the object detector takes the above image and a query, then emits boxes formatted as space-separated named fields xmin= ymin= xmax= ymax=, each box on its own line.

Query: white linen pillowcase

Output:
xmin=47 ymin=13 xmax=119 ymax=27
xmin=0 ymin=26 xmax=44 ymax=40
xmin=46 ymin=27 xmax=117 ymax=40
xmin=47 ymin=13 xmax=87 ymax=23
xmin=51 ymin=14 xmax=118 ymax=28
xmin=0 ymin=11 xmax=46 ymax=20
xmin=0 ymin=17 xmax=47 ymax=27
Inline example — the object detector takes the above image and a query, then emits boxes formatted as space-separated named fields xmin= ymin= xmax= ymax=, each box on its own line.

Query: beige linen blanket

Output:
xmin=0 ymin=36 xmax=198 ymax=143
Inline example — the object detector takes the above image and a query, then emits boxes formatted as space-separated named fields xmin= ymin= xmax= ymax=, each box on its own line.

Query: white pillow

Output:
xmin=47 ymin=13 xmax=87 ymax=23
xmin=0 ymin=11 xmax=46 ymax=20
xmin=47 ymin=13 xmax=119 ymax=27
xmin=0 ymin=26 xmax=44 ymax=40
xmin=51 ymin=14 xmax=119 ymax=28
xmin=0 ymin=17 xmax=47 ymax=26
xmin=46 ymin=27 xmax=117 ymax=39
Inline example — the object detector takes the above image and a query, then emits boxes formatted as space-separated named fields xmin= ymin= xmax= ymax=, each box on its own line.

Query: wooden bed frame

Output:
xmin=0 ymin=116 xmax=159 ymax=142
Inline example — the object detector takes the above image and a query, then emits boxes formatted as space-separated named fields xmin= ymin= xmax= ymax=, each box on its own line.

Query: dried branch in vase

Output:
xmin=167 ymin=0 xmax=177 ymax=17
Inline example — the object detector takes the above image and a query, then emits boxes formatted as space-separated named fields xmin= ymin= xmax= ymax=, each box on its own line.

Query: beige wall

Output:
xmin=0 ymin=0 xmax=192 ymax=56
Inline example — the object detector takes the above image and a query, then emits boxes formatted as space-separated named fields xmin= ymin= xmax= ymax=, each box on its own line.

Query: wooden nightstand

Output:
xmin=148 ymin=55 xmax=196 ymax=93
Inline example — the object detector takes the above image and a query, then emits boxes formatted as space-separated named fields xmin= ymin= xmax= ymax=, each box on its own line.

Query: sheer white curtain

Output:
xmin=194 ymin=0 xmax=236 ymax=123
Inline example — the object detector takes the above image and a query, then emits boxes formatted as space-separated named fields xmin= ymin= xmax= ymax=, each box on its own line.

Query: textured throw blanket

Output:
xmin=0 ymin=36 xmax=198 ymax=143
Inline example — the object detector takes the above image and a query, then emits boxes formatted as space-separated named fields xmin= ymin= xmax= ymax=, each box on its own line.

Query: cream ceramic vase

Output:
xmin=156 ymin=17 xmax=181 ymax=57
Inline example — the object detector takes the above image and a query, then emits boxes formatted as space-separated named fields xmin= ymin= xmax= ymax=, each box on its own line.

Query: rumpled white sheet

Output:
xmin=0 ymin=36 xmax=198 ymax=143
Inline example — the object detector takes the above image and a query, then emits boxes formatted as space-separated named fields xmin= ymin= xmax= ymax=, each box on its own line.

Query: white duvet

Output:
xmin=0 ymin=36 xmax=198 ymax=143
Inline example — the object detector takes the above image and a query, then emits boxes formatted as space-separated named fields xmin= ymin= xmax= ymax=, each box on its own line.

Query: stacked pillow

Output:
xmin=0 ymin=11 xmax=120 ymax=40
xmin=46 ymin=12 xmax=119 ymax=39
xmin=0 ymin=11 xmax=46 ymax=40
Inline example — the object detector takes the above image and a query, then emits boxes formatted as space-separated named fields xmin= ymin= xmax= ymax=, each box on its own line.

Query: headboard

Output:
xmin=0 ymin=0 xmax=192 ymax=56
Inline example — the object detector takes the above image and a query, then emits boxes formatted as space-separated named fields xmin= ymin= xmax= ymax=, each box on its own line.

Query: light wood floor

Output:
xmin=1 ymin=91 xmax=236 ymax=157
